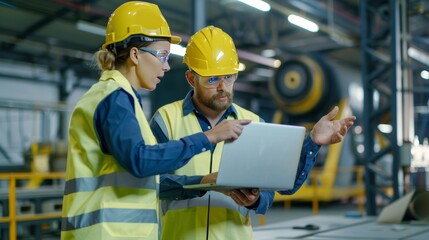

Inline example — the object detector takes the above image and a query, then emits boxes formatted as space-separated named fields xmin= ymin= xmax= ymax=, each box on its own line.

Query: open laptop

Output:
xmin=183 ymin=121 xmax=306 ymax=191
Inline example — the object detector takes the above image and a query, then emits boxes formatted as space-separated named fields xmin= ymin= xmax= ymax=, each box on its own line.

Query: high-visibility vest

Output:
xmin=61 ymin=70 xmax=159 ymax=240
xmin=156 ymin=100 xmax=260 ymax=240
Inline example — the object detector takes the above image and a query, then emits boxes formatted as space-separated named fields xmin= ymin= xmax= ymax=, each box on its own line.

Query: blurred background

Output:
xmin=0 ymin=0 xmax=428 ymax=239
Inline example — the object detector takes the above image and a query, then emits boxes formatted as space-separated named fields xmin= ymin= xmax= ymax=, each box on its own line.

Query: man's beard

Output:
xmin=198 ymin=91 xmax=233 ymax=111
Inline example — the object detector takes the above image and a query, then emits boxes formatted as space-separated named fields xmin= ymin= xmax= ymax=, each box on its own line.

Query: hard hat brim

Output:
xmin=170 ymin=35 xmax=181 ymax=44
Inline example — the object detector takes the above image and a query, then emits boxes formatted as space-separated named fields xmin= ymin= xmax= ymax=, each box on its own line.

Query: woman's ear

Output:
xmin=185 ymin=70 xmax=196 ymax=88
xmin=129 ymin=47 xmax=139 ymax=65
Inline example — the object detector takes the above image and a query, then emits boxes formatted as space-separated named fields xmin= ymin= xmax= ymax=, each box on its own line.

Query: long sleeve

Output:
xmin=278 ymin=134 xmax=320 ymax=195
xmin=151 ymin=108 xmax=275 ymax=213
xmin=158 ymin=174 xmax=205 ymax=200
xmin=251 ymin=191 xmax=274 ymax=214
xmin=94 ymin=89 xmax=211 ymax=178
xmin=150 ymin=112 xmax=209 ymax=199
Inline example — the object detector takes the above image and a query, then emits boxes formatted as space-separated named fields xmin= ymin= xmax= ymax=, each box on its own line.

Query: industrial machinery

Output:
xmin=268 ymin=55 xmax=365 ymax=214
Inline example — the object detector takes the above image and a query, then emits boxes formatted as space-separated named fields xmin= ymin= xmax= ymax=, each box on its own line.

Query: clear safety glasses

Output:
xmin=193 ymin=73 xmax=238 ymax=89
xmin=138 ymin=47 xmax=170 ymax=63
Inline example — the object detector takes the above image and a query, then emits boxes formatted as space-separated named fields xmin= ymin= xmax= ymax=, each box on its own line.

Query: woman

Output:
xmin=60 ymin=2 xmax=249 ymax=239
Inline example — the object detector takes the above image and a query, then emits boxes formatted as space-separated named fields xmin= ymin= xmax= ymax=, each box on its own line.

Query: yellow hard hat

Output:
xmin=184 ymin=26 xmax=239 ymax=76
xmin=102 ymin=1 xmax=181 ymax=50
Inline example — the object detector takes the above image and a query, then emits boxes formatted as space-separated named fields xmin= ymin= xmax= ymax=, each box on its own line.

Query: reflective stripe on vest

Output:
xmin=64 ymin=172 xmax=157 ymax=195
xmin=156 ymin=100 xmax=260 ymax=240
xmin=61 ymin=208 xmax=157 ymax=231
xmin=61 ymin=71 xmax=159 ymax=239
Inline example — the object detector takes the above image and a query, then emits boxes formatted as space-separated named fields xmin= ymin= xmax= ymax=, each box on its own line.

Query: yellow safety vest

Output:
xmin=61 ymin=70 xmax=159 ymax=240
xmin=156 ymin=100 xmax=260 ymax=240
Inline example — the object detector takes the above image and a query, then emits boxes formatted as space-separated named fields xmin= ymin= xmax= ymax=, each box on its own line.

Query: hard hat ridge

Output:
xmin=184 ymin=25 xmax=239 ymax=76
xmin=102 ymin=1 xmax=181 ymax=50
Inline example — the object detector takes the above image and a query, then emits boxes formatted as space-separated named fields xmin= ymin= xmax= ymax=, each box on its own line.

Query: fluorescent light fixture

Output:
xmin=288 ymin=14 xmax=319 ymax=32
xmin=237 ymin=0 xmax=271 ymax=12
xmin=170 ymin=44 xmax=186 ymax=56
xmin=357 ymin=144 xmax=364 ymax=154
xmin=408 ymin=47 xmax=429 ymax=66
xmin=421 ymin=70 xmax=429 ymax=80
xmin=378 ymin=124 xmax=392 ymax=134
xmin=76 ymin=20 xmax=105 ymax=36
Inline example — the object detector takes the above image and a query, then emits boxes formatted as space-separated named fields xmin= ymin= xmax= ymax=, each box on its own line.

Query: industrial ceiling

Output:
xmin=0 ymin=0 xmax=428 ymax=92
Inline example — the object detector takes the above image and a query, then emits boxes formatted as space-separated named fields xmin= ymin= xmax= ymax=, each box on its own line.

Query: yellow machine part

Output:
xmin=269 ymin=55 xmax=325 ymax=115
xmin=256 ymin=55 xmax=364 ymax=226
xmin=273 ymin=99 xmax=365 ymax=214
xmin=25 ymin=143 xmax=52 ymax=188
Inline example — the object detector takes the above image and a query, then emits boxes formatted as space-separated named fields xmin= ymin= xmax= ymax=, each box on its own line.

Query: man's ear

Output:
xmin=185 ymin=70 xmax=196 ymax=88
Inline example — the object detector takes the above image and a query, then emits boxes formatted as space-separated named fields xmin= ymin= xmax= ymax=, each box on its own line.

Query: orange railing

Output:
xmin=257 ymin=166 xmax=365 ymax=226
xmin=305 ymin=166 xmax=365 ymax=215
xmin=274 ymin=166 xmax=365 ymax=215
xmin=0 ymin=172 xmax=65 ymax=240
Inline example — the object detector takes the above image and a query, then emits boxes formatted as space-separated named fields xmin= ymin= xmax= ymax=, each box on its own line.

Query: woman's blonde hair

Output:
xmin=94 ymin=41 xmax=152 ymax=71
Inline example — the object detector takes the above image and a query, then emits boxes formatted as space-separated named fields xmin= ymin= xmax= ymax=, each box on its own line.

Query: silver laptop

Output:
xmin=183 ymin=121 xmax=306 ymax=191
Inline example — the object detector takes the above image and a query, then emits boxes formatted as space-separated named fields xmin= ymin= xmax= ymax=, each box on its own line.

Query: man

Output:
xmin=150 ymin=26 xmax=355 ymax=240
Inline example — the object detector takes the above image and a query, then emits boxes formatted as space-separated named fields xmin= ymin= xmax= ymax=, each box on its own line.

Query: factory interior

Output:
xmin=0 ymin=0 xmax=429 ymax=239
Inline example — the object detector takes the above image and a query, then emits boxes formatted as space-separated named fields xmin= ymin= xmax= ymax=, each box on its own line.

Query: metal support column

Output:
xmin=360 ymin=0 xmax=408 ymax=215
xmin=191 ymin=0 xmax=206 ymax=34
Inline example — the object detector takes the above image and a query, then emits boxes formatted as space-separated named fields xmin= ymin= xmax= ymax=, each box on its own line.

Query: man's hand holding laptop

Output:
xmin=201 ymin=172 xmax=260 ymax=207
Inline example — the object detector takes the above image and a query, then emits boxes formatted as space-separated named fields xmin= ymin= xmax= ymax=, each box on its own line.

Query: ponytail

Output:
xmin=94 ymin=41 xmax=152 ymax=71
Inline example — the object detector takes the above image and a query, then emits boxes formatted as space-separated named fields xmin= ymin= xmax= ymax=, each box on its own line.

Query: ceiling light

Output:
xmin=408 ymin=47 xmax=429 ymax=66
xmin=421 ymin=70 xmax=429 ymax=80
xmin=288 ymin=14 xmax=319 ymax=32
xmin=378 ymin=124 xmax=392 ymax=134
xmin=237 ymin=0 xmax=271 ymax=12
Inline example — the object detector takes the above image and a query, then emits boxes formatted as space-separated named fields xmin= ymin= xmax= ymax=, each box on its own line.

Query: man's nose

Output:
xmin=216 ymin=79 xmax=227 ymax=90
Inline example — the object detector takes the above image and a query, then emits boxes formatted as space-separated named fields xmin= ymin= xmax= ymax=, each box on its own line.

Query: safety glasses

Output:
xmin=138 ymin=47 xmax=170 ymax=63
xmin=193 ymin=72 xmax=237 ymax=89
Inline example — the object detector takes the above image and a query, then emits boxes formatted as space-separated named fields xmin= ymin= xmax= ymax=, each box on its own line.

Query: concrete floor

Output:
xmin=24 ymin=200 xmax=428 ymax=240
xmin=14 ymin=201 xmax=361 ymax=239
xmin=250 ymin=201 xmax=429 ymax=240
xmin=250 ymin=200 xmax=361 ymax=227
